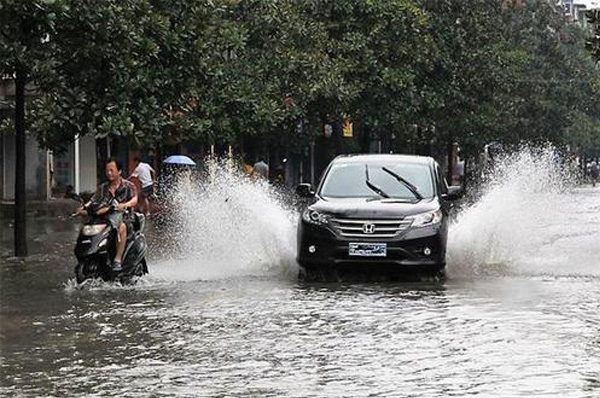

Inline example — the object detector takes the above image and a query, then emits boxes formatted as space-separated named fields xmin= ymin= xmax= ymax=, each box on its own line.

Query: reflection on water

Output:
xmin=2 ymin=269 xmax=600 ymax=397
xmin=2 ymin=151 xmax=600 ymax=397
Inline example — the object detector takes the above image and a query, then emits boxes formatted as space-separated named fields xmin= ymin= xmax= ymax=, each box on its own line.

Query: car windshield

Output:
xmin=319 ymin=161 xmax=434 ymax=200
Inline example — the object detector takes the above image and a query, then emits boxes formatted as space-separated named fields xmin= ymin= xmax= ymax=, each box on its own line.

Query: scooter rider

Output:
xmin=77 ymin=158 xmax=137 ymax=271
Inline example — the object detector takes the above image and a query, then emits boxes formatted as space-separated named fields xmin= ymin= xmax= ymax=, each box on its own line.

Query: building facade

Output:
xmin=0 ymin=79 xmax=97 ymax=201
xmin=560 ymin=0 xmax=600 ymax=24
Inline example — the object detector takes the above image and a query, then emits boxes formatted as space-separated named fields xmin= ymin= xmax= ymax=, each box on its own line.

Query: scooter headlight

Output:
xmin=407 ymin=209 xmax=443 ymax=227
xmin=302 ymin=209 xmax=330 ymax=225
xmin=81 ymin=224 xmax=107 ymax=236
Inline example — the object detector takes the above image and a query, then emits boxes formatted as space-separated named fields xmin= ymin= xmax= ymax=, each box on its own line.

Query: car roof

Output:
xmin=332 ymin=154 xmax=435 ymax=166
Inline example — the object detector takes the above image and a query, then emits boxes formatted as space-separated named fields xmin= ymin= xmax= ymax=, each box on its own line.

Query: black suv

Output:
xmin=296 ymin=154 xmax=462 ymax=275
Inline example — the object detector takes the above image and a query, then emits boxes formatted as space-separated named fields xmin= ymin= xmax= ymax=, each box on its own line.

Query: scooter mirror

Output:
xmin=67 ymin=192 xmax=83 ymax=203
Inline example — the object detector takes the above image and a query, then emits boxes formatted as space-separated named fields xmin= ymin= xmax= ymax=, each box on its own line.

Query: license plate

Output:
xmin=349 ymin=243 xmax=387 ymax=257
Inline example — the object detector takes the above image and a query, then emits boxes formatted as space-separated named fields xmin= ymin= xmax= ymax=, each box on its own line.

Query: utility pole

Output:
xmin=74 ymin=134 xmax=80 ymax=193
xmin=447 ymin=140 xmax=455 ymax=186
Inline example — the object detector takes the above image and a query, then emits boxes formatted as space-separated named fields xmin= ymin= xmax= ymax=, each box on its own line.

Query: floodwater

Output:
xmin=1 ymin=152 xmax=600 ymax=397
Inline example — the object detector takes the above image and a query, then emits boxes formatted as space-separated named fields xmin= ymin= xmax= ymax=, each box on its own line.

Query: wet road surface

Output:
xmin=2 ymin=167 xmax=600 ymax=397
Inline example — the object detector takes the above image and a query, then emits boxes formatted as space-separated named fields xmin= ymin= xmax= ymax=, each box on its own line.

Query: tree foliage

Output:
xmin=587 ymin=9 xmax=600 ymax=62
xmin=1 ymin=0 xmax=599 ymax=157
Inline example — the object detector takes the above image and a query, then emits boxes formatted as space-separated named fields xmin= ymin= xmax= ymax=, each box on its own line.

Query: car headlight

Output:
xmin=302 ymin=209 xmax=330 ymax=225
xmin=407 ymin=209 xmax=443 ymax=227
xmin=81 ymin=224 xmax=107 ymax=236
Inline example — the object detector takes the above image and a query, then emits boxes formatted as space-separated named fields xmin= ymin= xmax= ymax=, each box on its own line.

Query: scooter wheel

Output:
xmin=75 ymin=261 xmax=98 ymax=284
xmin=75 ymin=263 xmax=88 ymax=284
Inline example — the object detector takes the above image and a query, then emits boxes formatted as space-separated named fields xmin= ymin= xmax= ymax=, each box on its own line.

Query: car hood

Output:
xmin=309 ymin=197 xmax=440 ymax=218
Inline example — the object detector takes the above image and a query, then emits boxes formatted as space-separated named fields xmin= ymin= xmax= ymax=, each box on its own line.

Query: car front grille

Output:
xmin=329 ymin=217 xmax=413 ymax=238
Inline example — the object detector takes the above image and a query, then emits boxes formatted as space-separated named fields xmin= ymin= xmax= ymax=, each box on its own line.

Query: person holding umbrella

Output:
xmin=163 ymin=155 xmax=197 ymax=167
xmin=152 ymin=155 xmax=197 ymax=222
xmin=159 ymin=155 xmax=197 ymax=191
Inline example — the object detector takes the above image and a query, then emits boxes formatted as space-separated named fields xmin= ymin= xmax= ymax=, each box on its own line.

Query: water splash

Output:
xmin=62 ymin=276 xmax=153 ymax=292
xmin=64 ymin=147 xmax=600 ymax=288
xmin=150 ymin=158 xmax=298 ymax=282
xmin=447 ymin=145 xmax=600 ymax=277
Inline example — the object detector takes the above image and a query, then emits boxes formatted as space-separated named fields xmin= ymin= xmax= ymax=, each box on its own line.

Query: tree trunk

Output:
xmin=462 ymin=156 xmax=470 ymax=191
xmin=358 ymin=118 xmax=370 ymax=153
xmin=446 ymin=139 xmax=455 ymax=186
xmin=14 ymin=64 xmax=28 ymax=257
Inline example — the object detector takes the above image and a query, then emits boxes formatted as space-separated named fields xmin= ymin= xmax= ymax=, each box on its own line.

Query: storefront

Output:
xmin=0 ymin=134 xmax=97 ymax=200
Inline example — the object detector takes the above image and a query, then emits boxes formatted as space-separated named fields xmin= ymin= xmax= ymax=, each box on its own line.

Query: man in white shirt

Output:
xmin=131 ymin=155 xmax=156 ymax=215
xmin=252 ymin=157 xmax=269 ymax=180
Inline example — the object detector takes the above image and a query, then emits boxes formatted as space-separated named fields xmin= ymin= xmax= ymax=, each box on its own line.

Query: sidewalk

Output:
xmin=0 ymin=199 xmax=79 ymax=219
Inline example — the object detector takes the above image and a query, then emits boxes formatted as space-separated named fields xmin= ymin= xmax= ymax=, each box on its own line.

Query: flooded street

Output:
xmin=2 ymin=156 xmax=600 ymax=397
xmin=2 ymin=0 xmax=599 ymax=395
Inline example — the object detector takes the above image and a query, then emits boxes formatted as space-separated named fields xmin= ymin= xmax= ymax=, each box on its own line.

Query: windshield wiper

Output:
xmin=365 ymin=165 xmax=390 ymax=198
xmin=381 ymin=166 xmax=423 ymax=201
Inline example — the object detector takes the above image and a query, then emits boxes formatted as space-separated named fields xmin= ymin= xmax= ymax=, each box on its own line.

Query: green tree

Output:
xmin=419 ymin=0 xmax=511 ymax=178
xmin=319 ymin=0 xmax=435 ymax=150
xmin=420 ymin=0 xmax=600 ymax=175
xmin=587 ymin=9 xmax=600 ymax=62
xmin=3 ymin=0 xmax=600 ymax=262
xmin=499 ymin=2 xmax=600 ymax=152
xmin=32 ymin=0 xmax=211 ymax=151
xmin=0 ymin=0 xmax=70 ymax=257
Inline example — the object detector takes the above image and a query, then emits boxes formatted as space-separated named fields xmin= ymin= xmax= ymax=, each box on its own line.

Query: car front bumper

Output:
xmin=296 ymin=220 xmax=447 ymax=273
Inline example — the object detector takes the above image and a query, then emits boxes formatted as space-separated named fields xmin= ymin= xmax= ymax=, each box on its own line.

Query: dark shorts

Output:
xmin=141 ymin=185 xmax=154 ymax=199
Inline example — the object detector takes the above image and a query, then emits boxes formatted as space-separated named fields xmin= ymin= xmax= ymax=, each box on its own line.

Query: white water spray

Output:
xmin=71 ymin=146 xmax=600 ymax=289
xmin=447 ymin=146 xmax=600 ymax=277
xmin=150 ymin=159 xmax=298 ymax=281
xmin=149 ymin=147 xmax=600 ymax=283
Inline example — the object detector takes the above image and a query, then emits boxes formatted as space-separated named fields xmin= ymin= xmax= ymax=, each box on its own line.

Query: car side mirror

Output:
xmin=296 ymin=183 xmax=315 ymax=198
xmin=442 ymin=186 xmax=463 ymax=201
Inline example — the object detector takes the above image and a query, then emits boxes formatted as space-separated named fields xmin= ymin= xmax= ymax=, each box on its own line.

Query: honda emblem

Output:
xmin=362 ymin=223 xmax=376 ymax=234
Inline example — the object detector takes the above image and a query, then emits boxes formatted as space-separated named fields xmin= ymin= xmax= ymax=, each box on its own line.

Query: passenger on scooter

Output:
xmin=77 ymin=158 xmax=137 ymax=271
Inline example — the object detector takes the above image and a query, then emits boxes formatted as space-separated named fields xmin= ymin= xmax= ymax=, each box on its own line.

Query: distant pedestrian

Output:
xmin=131 ymin=155 xmax=156 ymax=215
xmin=253 ymin=157 xmax=269 ymax=180
xmin=242 ymin=154 xmax=254 ymax=176
xmin=272 ymin=165 xmax=285 ymax=186
xmin=590 ymin=161 xmax=599 ymax=187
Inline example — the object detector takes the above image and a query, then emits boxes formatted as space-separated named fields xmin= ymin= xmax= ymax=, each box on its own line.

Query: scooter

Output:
xmin=69 ymin=193 xmax=149 ymax=284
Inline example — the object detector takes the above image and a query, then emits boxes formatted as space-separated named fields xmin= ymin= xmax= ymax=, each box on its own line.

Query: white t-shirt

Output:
xmin=132 ymin=162 xmax=155 ymax=188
